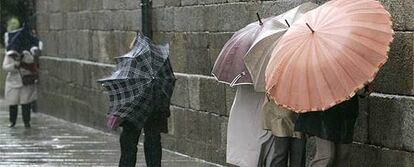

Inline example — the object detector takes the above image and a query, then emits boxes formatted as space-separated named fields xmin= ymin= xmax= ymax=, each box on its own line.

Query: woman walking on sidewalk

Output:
xmin=2 ymin=17 xmax=40 ymax=128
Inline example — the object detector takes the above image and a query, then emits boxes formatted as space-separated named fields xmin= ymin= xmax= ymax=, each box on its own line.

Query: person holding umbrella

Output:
xmin=295 ymin=86 xmax=372 ymax=167
xmin=212 ymin=2 xmax=319 ymax=166
xmin=264 ymin=0 xmax=394 ymax=166
xmin=3 ymin=17 xmax=41 ymax=128
xmin=99 ymin=33 xmax=175 ymax=167
xmin=241 ymin=3 xmax=318 ymax=167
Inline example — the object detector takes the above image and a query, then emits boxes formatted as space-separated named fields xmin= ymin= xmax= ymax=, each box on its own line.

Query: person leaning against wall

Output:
xmin=294 ymin=85 xmax=373 ymax=167
xmin=2 ymin=17 xmax=41 ymax=128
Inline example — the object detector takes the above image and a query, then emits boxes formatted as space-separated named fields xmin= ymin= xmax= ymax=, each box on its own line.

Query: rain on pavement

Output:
xmin=0 ymin=101 xmax=220 ymax=167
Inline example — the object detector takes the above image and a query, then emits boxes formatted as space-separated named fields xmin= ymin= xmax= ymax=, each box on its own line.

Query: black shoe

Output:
xmin=9 ymin=122 xmax=16 ymax=128
xmin=24 ymin=123 xmax=31 ymax=128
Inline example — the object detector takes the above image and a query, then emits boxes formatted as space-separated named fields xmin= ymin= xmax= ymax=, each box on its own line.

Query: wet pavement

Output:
xmin=0 ymin=102 xmax=220 ymax=167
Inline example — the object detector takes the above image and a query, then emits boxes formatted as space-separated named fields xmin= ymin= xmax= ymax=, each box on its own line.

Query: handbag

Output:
xmin=21 ymin=74 xmax=39 ymax=85
xmin=18 ymin=67 xmax=39 ymax=86
xmin=18 ymin=59 xmax=39 ymax=86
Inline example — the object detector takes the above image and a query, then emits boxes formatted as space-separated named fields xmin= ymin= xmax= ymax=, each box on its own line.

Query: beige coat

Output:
xmin=2 ymin=50 xmax=37 ymax=105
xmin=262 ymin=99 xmax=303 ymax=139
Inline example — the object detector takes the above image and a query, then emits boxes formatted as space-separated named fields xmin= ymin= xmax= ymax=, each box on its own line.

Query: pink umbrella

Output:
xmin=212 ymin=14 xmax=271 ymax=86
xmin=265 ymin=0 xmax=394 ymax=112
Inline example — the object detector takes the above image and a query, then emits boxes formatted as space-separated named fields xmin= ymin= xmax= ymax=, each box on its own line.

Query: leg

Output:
xmin=22 ymin=103 xmax=31 ymax=127
xmin=309 ymin=137 xmax=336 ymax=167
xmin=9 ymin=105 xmax=18 ymax=127
xmin=267 ymin=136 xmax=289 ymax=167
xmin=333 ymin=144 xmax=351 ymax=167
xmin=119 ymin=121 xmax=141 ymax=167
xmin=289 ymin=137 xmax=307 ymax=167
xmin=31 ymin=101 xmax=38 ymax=113
xmin=143 ymin=123 xmax=162 ymax=167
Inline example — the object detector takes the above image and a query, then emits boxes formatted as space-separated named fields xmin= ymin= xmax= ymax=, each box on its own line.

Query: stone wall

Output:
xmin=34 ymin=0 xmax=414 ymax=166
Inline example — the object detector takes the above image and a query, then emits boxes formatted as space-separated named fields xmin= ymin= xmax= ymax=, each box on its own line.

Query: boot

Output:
xmin=22 ymin=104 xmax=31 ymax=128
xmin=9 ymin=105 xmax=17 ymax=128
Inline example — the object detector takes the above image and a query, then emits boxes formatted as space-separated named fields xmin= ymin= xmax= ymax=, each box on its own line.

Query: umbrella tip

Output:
xmin=284 ymin=19 xmax=290 ymax=27
xmin=305 ymin=23 xmax=315 ymax=33
xmin=256 ymin=12 xmax=263 ymax=25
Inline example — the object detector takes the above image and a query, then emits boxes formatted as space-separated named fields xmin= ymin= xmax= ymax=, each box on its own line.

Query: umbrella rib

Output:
xmin=313 ymin=37 xmax=337 ymax=106
xmin=320 ymin=13 xmax=391 ymax=28
xmin=319 ymin=36 xmax=359 ymax=92
xmin=321 ymin=32 xmax=388 ymax=65
xmin=276 ymin=37 xmax=310 ymax=108
xmin=322 ymin=24 xmax=393 ymax=36
xmin=324 ymin=34 xmax=384 ymax=77
xmin=323 ymin=38 xmax=354 ymax=97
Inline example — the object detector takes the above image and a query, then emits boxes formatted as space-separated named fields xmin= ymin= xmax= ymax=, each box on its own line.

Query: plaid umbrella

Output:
xmin=98 ymin=33 xmax=175 ymax=129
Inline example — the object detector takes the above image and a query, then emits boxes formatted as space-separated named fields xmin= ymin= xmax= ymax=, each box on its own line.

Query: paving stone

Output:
xmin=0 ymin=103 xmax=218 ymax=166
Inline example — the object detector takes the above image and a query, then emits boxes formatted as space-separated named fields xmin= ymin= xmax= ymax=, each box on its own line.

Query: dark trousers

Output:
xmin=119 ymin=121 xmax=162 ymax=167
xmin=310 ymin=137 xmax=351 ymax=167
xmin=265 ymin=136 xmax=306 ymax=167
xmin=9 ymin=104 xmax=31 ymax=125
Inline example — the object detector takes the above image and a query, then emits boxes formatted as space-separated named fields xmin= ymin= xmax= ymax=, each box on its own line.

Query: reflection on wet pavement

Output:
xmin=0 ymin=111 xmax=220 ymax=167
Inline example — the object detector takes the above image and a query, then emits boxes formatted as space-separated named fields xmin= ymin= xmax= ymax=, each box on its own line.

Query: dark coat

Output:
xmin=294 ymin=96 xmax=359 ymax=144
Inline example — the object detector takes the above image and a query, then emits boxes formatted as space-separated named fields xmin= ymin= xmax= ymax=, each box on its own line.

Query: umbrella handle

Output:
xmin=229 ymin=72 xmax=246 ymax=87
